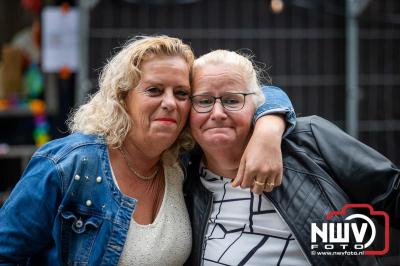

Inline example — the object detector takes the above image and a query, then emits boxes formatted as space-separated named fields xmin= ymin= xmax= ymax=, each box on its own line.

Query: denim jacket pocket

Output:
xmin=61 ymin=210 xmax=103 ymax=264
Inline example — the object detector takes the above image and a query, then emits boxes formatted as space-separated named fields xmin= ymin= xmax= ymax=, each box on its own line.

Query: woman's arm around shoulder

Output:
xmin=234 ymin=85 xmax=296 ymax=194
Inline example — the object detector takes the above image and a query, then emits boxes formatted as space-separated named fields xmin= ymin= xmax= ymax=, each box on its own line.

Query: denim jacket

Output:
xmin=0 ymin=86 xmax=295 ymax=265
xmin=255 ymin=86 xmax=296 ymax=136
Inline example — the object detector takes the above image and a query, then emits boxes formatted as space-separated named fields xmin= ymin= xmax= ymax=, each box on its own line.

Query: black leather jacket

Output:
xmin=184 ymin=116 xmax=399 ymax=266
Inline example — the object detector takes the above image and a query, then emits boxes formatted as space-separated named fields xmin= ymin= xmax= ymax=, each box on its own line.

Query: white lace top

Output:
xmin=112 ymin=163 xmax=192 ymax=266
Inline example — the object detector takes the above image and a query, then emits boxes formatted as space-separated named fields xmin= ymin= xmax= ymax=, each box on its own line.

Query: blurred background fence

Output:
xmin=0 ymin=0 xmax=398 ymax=170
xmin=85 ymin=0 xmax=399 ymax=165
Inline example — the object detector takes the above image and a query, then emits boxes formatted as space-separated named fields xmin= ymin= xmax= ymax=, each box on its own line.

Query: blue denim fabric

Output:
xmin=0 ymin=86 xmax=295 ymax=265
xmin=255 ymin=85 xmax=296 ymax=137
xmin=0 ymin=133 xmax=135 ymax=265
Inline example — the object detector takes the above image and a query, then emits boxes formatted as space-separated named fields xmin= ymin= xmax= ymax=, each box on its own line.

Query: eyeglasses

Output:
xmin=190 ymin=92 xmax=255 ymax=113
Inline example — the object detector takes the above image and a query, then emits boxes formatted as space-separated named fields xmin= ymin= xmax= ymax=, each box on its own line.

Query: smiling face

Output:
xmin=125 ymin=55 xmax=191 ymax=153
xmin=190 ymin=63 xmax=255 ymax=153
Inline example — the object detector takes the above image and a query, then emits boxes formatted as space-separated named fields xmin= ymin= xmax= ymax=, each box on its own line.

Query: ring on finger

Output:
xmin=265 ymin=182 xmax=275 ymax=187
xmin=254 ymin=180 xmax=265 ymax=186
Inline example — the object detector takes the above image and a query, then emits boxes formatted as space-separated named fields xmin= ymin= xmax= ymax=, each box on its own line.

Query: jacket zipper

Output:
xmin=266 ymin=194 xmax=313 ymax=265
xmin=199 ymin=192 xmax=214 ymax=266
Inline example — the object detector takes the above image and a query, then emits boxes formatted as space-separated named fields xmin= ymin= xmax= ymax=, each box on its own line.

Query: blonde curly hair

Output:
xmin=68 ymin=35 xmax=195 ymax=163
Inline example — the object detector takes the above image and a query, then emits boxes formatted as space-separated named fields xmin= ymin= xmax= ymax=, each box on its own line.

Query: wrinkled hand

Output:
xmin=232 ymin=115 xmax=285 ymax=195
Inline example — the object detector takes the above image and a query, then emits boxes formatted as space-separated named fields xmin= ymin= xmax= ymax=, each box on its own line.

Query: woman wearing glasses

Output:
xmin=184 ymin=50 xmax=399 ymax=265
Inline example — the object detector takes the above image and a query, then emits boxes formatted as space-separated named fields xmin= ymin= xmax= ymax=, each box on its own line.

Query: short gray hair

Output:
xmin=193 ymin=50 xmax=265 ymax=107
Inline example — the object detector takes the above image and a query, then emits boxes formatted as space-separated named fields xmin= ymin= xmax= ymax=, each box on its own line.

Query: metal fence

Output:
xmin=88 ymin=0 xmax=399 ymax=165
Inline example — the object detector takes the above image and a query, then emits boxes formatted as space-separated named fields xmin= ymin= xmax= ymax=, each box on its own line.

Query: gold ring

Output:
xmin=254 ymin=180 xmax=265 ymax=186
xmin=266 ymin=182 xmax=275 ymax=187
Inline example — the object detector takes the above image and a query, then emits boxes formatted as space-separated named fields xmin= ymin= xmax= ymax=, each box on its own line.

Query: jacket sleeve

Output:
xmin=0 ymin=156 xmax=61 ymax=264
xmin=310 ymin=116 xmax=400 ymax=222
xmin=254 ymin=85 xmax=297 ymax=137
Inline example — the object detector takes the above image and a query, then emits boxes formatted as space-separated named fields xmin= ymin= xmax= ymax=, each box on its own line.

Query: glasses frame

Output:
xmin=190 ymin=92 xmax=255 ymax=113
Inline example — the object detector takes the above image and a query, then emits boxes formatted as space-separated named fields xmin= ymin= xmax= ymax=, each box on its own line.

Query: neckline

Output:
xmin=200 ymin=161 xmax=232 ymax=183
xmin=132 ymin=163 xmax=169 ymax=227
xmin=107 ymin=147 xmax=170 ymax=227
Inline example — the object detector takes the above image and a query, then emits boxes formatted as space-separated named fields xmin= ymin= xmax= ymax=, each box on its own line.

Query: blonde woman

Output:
xmin=0 ymin=36 xmax=296 ymax=265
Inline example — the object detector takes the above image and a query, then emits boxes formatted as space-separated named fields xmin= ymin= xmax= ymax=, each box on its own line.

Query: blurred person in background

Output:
xmin=184 ymin=50 xmax=399 ymax=266
xmin=0 ymin=36 xmax=296 ymax=265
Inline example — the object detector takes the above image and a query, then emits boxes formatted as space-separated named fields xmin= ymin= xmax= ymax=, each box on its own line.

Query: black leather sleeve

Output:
xmin=309 ymin=116 xmax=400 ymax=223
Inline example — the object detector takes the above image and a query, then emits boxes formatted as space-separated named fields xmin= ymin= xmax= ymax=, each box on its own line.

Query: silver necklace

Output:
xmin=118 ymin=146 xmax=159 ymax=180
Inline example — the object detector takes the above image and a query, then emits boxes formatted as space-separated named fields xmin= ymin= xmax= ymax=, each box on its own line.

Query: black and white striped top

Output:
xmin=199 ymin=162 xmax=310 ymax=266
